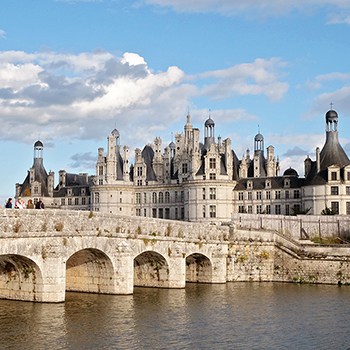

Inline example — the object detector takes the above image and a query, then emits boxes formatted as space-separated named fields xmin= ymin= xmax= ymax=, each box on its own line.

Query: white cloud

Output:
xmin=197 ymin=58 xmax=288 ymax=101
xmin=0 ymin=50 xmax=289 ymax=149
xmin=327 ymin=12 xmax=350 ymax=25
xmin=0 ymin=29 xmax=5 ymax=39
xmin=306 ymin=72 xmax=350 ymax=90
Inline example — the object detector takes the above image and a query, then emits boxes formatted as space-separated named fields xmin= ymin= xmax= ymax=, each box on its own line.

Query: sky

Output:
xmin=1 ymin=0 xmax=350 ymax=204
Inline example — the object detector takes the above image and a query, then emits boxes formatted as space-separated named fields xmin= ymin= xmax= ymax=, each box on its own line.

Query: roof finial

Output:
xmin=258 ymin=124 xmax=260 ymax=133
xmin=330 ymin=102 xmax=334 ymax=110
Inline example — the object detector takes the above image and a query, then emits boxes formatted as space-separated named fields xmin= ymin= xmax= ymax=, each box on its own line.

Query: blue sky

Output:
xmin=1 ymin=0 xmax=350 ymax=204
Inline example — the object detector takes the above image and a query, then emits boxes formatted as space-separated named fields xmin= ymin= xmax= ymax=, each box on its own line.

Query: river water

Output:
xmin=0 ymin=282 xmax=349 ymax=350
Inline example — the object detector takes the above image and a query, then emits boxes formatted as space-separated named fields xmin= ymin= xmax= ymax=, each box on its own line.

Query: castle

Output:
xmin=16 ymin=109 xmax=350 ymax=220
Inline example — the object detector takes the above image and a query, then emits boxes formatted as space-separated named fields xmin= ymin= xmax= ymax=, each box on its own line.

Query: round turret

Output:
xmin=283 ymin=167 xmax=298 ymax=177
xmin=204 ymin=117 xmax=215 ymax=127
xmin=111 ymin=129 xmax=120 ymax=138
xmin=34 ymin=140 xmax=44 ymax=148
xmin=254 ymin=133 xmax=264 ymax=142
xmin=326 ymin=109 xmax=338 ymax=123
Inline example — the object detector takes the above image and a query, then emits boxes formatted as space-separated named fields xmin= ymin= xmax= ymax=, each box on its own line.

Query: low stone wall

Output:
xmin=232 ymin=213 xmax=350 ymax=241
xmin=228 ymin=228 xmax=350 ymax=285
xmin=0 ymin=209 xmax=230 ymax=242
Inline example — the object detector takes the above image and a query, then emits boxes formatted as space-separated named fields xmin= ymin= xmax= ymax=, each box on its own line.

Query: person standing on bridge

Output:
xmin=15 ymin=197 xmax=26 ymax=209
xmin=5 ymin=198 xmax=12 ymax=208
xmin=35 ymin=198 xmax=45 ymax=209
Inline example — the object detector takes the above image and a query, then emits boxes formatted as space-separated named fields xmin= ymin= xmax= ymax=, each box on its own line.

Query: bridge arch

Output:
xmin=186 ymin=253 xmax=213 ymax=283
xmin=134 ymin=251 xmax=170 ymax=288
xmin=0 ymin=254 xmax=43 ymax=302
xmin=66 ymin=248 xmax=115 ymax=294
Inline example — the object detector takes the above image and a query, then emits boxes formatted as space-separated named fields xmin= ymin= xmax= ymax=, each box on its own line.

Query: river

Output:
xmin=0 ymin=282 xmax=349 ymax=349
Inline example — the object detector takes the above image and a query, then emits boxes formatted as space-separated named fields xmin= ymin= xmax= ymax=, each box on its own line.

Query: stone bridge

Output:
xmin=2 ymin=210 xmax=350 ymax=303
xmin=0 ymin=209 xmax=230 ymax=302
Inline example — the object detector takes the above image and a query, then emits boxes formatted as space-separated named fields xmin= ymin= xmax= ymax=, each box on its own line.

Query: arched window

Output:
xmin=165 ymin=191 xmax=170 ymax=203
xmin=152 ymin=192 xmax=157 ymax=203
xmin=159 ymin=192 xmax=164 ymax=203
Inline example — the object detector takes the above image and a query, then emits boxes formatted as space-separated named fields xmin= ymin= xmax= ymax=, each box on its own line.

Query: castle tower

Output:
xmin=253 ymin=132 xmax=264 ymax=177
xmin=106 ymin=129 xmax=119 ymax=183
xmin=204 ymin=115 xmax=215 ymax=149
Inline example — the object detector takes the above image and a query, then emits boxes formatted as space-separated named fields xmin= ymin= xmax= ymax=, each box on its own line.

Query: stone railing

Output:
xmin=232 ymin=213 xmax=350 ymax=241
xmin=0 ymin=209 xmax=230 ymax=242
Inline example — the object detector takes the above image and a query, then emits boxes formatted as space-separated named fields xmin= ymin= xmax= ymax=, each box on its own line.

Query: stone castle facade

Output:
xmin=16 ymin=109 xmax=350 ymax=220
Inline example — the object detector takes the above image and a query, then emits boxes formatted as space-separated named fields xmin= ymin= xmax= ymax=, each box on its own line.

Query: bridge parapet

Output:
xmin=0 ymin=209 xmax=230 ymax=243
xmin=232 ymin=213 xmax=350 ymax=241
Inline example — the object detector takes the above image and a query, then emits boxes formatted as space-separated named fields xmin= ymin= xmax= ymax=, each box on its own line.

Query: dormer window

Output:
xmin=331 ymin=171 xmax=337 ymax=181
xmin=247 ymin=181 xmax=253 ymax=189
xmin=265 ymin=180 xmax=271 ymax=189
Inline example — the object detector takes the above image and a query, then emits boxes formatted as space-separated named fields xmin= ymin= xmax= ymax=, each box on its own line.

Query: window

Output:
xmin=144 ymin=208 xmax=147 ymax=217
xmin=175 ymin=191 xmax=178 ymax=202
xmin=182 ymin=163 xmax=188 ymax=174
xmin=275 ymin=191 xmax=281 ymax=199
xmin=75 ymin=198 xmax=79 ymax=205
xmin=238 ymin=206 xmax=245 ymax=213
xmin=285 ymin=204 xmax=290 ymax=215
xmin=209 ymin=188 xmax=216 ymax=200
xmin=209 ymin=158 xmax=216 ymax=169
xmin=181 ymin=191 xmax=184 ymax=201
xmin=331 ymin=201 xmax=339 ymax=214
xmin=99 ymin=179 xmax=103 ymax=185
xmin=137 ymin=180 xmax=142 ymax=186
xmin=136 ymin=208 xmax=141 ymax=216
xmin=203 ymin=188 xmax=206 ymax=200
xmin=331 ymin=171 xmax=337 ymax=181
xmin=68 ymin=198 xmax=72 ymax=205
xmin=348 ymin=172 xmax=350 ymax=181
xmin=158 ymin=208 xmax=163 ymax=219
xmin=165 ymin=192 xmax=170 ymax=203
xmin=175 ymin=207 xmax=178 ymax=220
xmin=209 ymin=173 xmax=216 ymax=180
xmin=181 ymin=207 xmax=185 ymax=220
xmin=266 ymin=191 xmax=271 ymax=200
xmin=256 ymin=205 xmax=262 ymax=214
xmin=82 ymin=197 xmax=86 ymax=205
xmin=95 ymin=193 xmax=99 ymax=204
xmin=203 ymin=205 xmax=206 ymax=218
xmin=256 ymin=191 xmax=262 ymax=200
xmin=152 ymin=208 xmax=157 ymax=218
xmin=266 ymin=205 xmax=271 ymax=214
xmin=159 ymin=192 xmax=164 ymax=203
xmin=293 ymin=204 xmax=300 ymax=213
xmin=61 ymin=198 xmax=65 ymax=206
xmin=331 ymin=186 xmax=339 ymax=195
xmin=275 ymin=204 xmax=281 ymax=215
xmin=137 ymin=166 xmax=143 ymax=176
xmin=247 ymin=205 xmax=252 ymax=214
xmin=346 ymin=186 xmax=350 ymax=195
xmin=143 ymin=192 xmax=147 ymax=203
xmin=248 ymin=192 xmax=252 ymax=200
xmin=209 ymin=205 xmax=216 ymax=218
xmin=136 ymin=193 xmax=141 ymax=204
xmin=238 ymin=192 xmax=244 ymax=201
xmin=34 ymin=186 xmax=39 ymax=194
xmin=165 ymin=208 xmax=170 ymax=219
xmin=285 ymin=190 xmax=289 ymax=199
xmin=98 ymin=166 xmax=104 ymax=175
xmin=293 ymin=190 xmax=300 ymax=199
xmin=152 ymin=192 xmax=157 ymax=203
xmin=347 ymin=202 xmax=350 ymax=215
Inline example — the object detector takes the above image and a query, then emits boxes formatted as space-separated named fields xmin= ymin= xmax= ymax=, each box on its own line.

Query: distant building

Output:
xmin=16 ymin=141 xmax=92 ymax=209
xmin=15 ymin=108 xmax=350 ymax=218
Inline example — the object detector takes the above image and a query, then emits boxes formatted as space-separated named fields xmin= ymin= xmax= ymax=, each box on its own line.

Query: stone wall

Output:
xmin=227 ymin=227 xmax=350 ymax=285
xmin=232 ymin=213 xmax=350 ymax=241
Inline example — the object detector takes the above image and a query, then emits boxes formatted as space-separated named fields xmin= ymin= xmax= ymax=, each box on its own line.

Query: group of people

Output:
xmin=5 ymin=197 xmax=45 ymax=209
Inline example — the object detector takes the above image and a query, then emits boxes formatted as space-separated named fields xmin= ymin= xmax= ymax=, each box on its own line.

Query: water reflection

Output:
xmin=0 ymin=283 xmax=350 ymax=349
